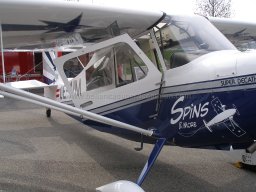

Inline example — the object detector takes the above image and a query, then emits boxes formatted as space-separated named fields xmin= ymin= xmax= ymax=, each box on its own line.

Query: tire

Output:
xmin=46 ymin=108 xmax=51 ymax=118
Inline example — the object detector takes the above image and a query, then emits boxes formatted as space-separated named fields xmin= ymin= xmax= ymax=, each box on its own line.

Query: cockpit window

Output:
xmin=155 ymin=15 xmax=236 ymax=69
xmin=85 ymin=51 xmax=113 ymax=91
xmin=62 ymin=42 xmax=148 ymax=95
xmin=115 ymin=44 xmax=148 ymax=87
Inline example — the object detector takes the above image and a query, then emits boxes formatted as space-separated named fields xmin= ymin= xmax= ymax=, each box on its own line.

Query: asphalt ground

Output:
xmin=0 ymin=97 xmax=255 ymax=192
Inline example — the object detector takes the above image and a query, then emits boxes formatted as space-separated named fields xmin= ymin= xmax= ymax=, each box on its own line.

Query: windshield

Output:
xmin=155 ymin=15 xmax=236 ymax=69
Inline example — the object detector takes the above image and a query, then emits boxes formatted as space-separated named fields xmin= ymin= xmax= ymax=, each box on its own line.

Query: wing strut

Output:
xmin=136 ymin=138 xmax=166 ymax=186
xmin=0 ymin=83 xmax=154 ymax=137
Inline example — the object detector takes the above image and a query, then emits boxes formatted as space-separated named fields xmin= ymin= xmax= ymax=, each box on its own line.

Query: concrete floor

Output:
xmin=0 ymin=97 xmax=255 ymax=192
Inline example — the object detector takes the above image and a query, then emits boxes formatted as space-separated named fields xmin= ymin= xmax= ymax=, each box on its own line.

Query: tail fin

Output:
xmin=43 ymin=51 xmax=57 ymax=85
xmin=43 ymin=51 xmax=61 ymax=101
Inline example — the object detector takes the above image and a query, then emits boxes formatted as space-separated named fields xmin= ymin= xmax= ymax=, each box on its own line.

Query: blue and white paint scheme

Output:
xmin=1 ymin=1 xmax=256 ymax=191
xmin=55 ymin=13 xmax=256 ymax=191
xmin=54 ymin=14 xmax=256 ymax=149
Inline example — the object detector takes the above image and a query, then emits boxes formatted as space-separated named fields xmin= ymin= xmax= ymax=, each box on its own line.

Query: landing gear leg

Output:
xmin=136 ymin=138 xmax=166 ymax=186
xmin=96 ymin=138 xmax=166 ymax=192
xmin=46 ymin=108 xmax=51 ymax=118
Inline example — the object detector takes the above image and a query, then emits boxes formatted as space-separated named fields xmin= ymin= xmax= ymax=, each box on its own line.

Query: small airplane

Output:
xmin=204 ymin=97 xmax=246 ymax=137
xmin=203 ymin=108 xmax=237 ymax=132
xmin=1 ymin=1 xmax=256 ymax=191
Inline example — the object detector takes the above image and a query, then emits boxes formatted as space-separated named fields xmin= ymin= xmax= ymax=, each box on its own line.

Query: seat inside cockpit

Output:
xmin=169 ymin=52 xmax=199 ymax=68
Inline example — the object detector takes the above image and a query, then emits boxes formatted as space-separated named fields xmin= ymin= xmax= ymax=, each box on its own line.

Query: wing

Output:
xmin=210 ymin=17 xmax=256 ymax=50
xmin=222 ymin=118 xmax=246 ymax=137
xmin=0 ymin=0 xmax=165 ymax=49
xmin=211 ymin=97 xmax=224 ymax=114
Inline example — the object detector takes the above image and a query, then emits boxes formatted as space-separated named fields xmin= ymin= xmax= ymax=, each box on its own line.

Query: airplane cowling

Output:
xmin=96 ymin=180 xmax=145 ymax=192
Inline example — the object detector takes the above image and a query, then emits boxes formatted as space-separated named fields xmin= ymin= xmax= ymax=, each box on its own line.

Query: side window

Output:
xmin=115 ymin=43 xmax=148 ymax=87
xmin=62 ymin=42 xmax=148 ymax=94
xmin=86 ymin=52 xmax=113 ymax=91
xmin=63 ymin=58 xmax=84 ymax=78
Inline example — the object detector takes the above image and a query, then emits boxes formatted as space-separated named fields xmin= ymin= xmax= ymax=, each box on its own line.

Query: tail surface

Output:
xmin=43 ymin=51 xmax=57 ymax=85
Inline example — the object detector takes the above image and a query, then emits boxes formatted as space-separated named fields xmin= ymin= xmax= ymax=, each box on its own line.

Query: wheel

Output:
xmin=46 ymin=108 xmax=51 ymax=118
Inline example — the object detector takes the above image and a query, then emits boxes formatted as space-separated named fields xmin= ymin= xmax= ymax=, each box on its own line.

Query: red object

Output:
xmin=57 ymin=52 xmax=62 ymax=57
xmin=0 ymin=52 xmax=43 ymax=82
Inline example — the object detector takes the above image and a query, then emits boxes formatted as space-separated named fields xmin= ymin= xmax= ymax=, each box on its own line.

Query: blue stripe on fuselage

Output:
xmin=81 ymin=83 xmax=256 ymax=147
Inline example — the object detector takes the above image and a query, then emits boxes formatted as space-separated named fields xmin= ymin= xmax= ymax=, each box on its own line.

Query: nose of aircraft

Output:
xmin=236 ymin=50 xmax=256 ymax=75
